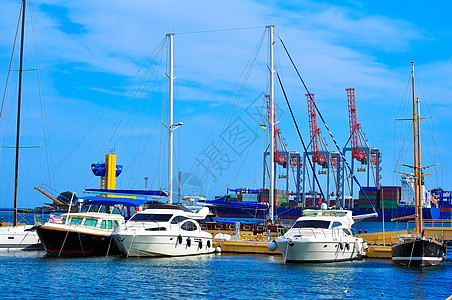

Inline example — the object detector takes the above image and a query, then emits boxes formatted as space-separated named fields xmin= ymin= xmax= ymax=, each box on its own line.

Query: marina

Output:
xmin=2 ymin=0 xmax=452 ymax=299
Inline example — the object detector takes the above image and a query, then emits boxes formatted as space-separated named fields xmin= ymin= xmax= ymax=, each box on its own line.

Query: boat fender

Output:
xmin=267 ymin=240 xmax=278 ymax=251
xmin=215 ymin=246 xmax=222 ymax=253
xmin=288 ymin=239 xmax=294 ymax=247
xmin=345 ymin=243 xmax=350 ymax=250
xmin=207 ymin=240 xmax=211 ymax=248
xmin=363 ymin=241 xmax=368 ymax=250
xmin=339 ymin=242 xmax=344 ymax=250
xmin=178 ymin=235 xmax=183 ymax=244
xmin=187 ymin=237 xmax=191 ymax=247
xmin=198 ymin=240 xmax=203 ymax=249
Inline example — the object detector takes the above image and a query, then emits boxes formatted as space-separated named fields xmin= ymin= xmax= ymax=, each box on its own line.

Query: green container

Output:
xmin=359 ymin=195 xmax=377 ymax=200
xmin=356 ymin=204 xmax=375 ymax=209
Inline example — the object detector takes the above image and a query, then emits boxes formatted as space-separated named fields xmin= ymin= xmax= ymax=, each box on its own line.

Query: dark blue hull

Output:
xmin=205 ymin=200 xmax=440 ymax=221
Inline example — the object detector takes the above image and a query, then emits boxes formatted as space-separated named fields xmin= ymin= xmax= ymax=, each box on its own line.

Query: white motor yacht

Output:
xmin=271 ymin=208 xmax=366 ymax=262
xmin=112 ymin=203 xmax=214 ymax=257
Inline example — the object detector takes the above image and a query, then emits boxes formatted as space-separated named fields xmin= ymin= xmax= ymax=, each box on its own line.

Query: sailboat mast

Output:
xmin=267 ymin=25 xmax=275 ymax=222
xmin=416 ymin=96 xmax=423 ymax=232
xmin=167 ymin=33 xmax=174 ymax=204
xmin=13 ymin=0 xmax=26 ymax=227
xmin=411 ymin=61 xmax=420 ymax=234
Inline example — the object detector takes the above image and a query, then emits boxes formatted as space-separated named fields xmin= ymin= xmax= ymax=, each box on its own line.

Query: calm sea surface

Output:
xmin=1 ymin=213 xmax=451 ymax=299
xmin=1 ymin=251 xmax=451 ymax=299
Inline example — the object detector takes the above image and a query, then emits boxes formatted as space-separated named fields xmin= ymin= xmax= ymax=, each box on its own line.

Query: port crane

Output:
xmin=341 ymin=88 xmax=381 ymax=208
xmin=262 ymin=94 xmax=302 ymax=200
xmin=302 ymin=93 xmax=341 ymax=206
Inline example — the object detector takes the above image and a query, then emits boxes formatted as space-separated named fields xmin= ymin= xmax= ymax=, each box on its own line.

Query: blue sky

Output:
xmin=1 ymin=0 xmax=451 ymax=208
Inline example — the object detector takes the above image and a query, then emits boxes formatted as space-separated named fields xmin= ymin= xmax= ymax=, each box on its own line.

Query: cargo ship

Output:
xmin=200 ymin=175 xmax=446 ymax=221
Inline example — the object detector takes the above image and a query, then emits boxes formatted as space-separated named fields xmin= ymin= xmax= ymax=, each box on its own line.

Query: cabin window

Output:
xmin=70 ymin=217 xmax=83 ymax=225
xmin=171 ymin=216 xmax=188 ymax=224
xmin=342 ymin=229 xmax=352 ymax=235
xmin=331 ymin=222 xmax=343 ymax=228
xmin=85 ymin=218 xmax=98 ymax=227
xmin=100 ymin=220 xmax=114 ymax=229
xmin=215 ymin=224 xmax=223 ymax=229
xmin=292 ymin=220 xmax=330 ymax=229
xmin=113 ymin=221 xmax=120 ymax=230
xmin=130 ymin=214 xmax=172 ymax=222
xmin=181 ymin=221 xmax=198 ymax=231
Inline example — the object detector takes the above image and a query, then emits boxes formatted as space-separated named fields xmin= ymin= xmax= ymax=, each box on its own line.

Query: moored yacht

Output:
xmin=0 ymin=224 xmax=42 ymax=251
xmin=271 ymin=208 xmax=366 ymax=262
xmin=112 ymin=203 xmax=214 ymax=257
xmin=34 ymin=197 xmax=143 ymax=257
xmin=391 ymin=62 xmax=446 ymax=267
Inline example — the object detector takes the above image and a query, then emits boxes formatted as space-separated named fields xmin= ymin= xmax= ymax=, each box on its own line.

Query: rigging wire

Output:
xmin=185 ymin=28 xmax=267 ymax=189
xmin=0 ymin=6 xmax=22 ymax=120
xmin=29 ymin=0 xmax=53 ymax=188
xmin=275 ymin=71 xmax=326 ymax=202
xmin=276 ymin=32 xmax=376 ymax=212
xmin=39 ymin=36 xmax=167 ymax=186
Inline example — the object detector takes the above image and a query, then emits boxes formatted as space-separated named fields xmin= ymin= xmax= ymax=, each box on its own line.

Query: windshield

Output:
xmin=129 ymin=213 xmax=173 ymax=222
xmin=292 ymin=220 xmax=330 ymax=229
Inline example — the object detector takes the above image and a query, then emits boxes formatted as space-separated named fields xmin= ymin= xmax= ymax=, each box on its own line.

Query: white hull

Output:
xmin=0 ymin=225 xmax=42 ymax=251
xmin=276 ymin=236 xmax=365 ymax=263
xmin=113 ymin=231 xmax=214 ymax=257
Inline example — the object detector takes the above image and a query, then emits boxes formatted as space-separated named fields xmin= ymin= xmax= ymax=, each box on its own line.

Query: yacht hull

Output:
xmin=391 ymin=238 xmax=445 ymax=267
xmin=276 ymin=237 xmax=364 ymax=263
xmin=0 ymin=225 xmax=43 ymax=251
xmin=35 ymin=226 xmax=119 ymax=257
xmin=113 ymin=232 xmax=214 ymax=257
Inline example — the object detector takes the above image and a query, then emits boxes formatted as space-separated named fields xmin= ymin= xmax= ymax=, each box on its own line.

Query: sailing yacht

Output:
xmin=0 ymin=0 xmax=42 ymax=251
xmin=391 ymin=62 xmax=446 ymax=267
xmin=112 ymin=33 xmax=214 ymax=257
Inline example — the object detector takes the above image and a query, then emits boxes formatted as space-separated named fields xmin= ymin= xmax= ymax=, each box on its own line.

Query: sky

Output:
xmin=1 ymin=0 xmax=452 ymax=209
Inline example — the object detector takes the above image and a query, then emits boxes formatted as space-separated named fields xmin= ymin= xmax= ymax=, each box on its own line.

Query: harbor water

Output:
xmin=1 ymin=212 xmax=451 ymax=299
xmin=1 ymin=250 xmax=451 ymax=299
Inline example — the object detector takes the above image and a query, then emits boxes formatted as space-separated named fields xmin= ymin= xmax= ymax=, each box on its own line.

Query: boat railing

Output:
xmin=405 ymin=219 xmax=452 ymax=241
xmin=125 ymin=221 xmax=167 ymax=231
xmin=295 ymin=228 xmax=344 ymax=239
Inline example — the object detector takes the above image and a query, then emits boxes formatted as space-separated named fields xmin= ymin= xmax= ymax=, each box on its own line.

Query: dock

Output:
xmin=209 ymin=230 xmax=281 ymax=255
xmin=208 ymin=221 xmax=452 ymax=258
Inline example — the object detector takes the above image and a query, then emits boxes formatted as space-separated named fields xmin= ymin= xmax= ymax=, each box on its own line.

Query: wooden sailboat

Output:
xmin=391 ymin=62 xmax=446 ymax=267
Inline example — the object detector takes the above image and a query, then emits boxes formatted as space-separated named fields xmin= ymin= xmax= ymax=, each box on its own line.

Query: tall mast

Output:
xmin=267 ymin=25 xmax=275 ymax=222
xmin=13 ymin=0 xmax=26 ymax=226
xmin=411 ymin=61 xmax=420 ymax=234
xmin=416 ymin=96 xmax=423 ymax=232
xmin=167 ymin=33 xmax=174 ymax=204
